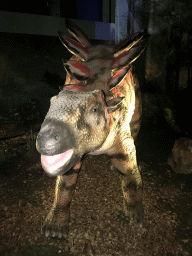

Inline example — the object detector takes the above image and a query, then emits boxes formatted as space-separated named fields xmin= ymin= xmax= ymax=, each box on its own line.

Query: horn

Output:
xmin=65 ymin=19 xmax=91 ymax=48
xmin=58 ymin=32 xmax=89 ymax=61
xmin=107 ymin=97 xmax=124 ymax=113
xmin=107 ymin=67 xmax=130 ymax=90
xmin=114 ymin=29 xmax=148 ymax=57
xmin=111 ymin=39 xmax=147 ymax=69
xmin=63 ymin=59 xmax=91 ymax=81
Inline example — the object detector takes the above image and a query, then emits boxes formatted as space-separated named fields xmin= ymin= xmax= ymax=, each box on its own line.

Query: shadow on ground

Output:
xmin=0 ymin=123 xmax=192 ymax=256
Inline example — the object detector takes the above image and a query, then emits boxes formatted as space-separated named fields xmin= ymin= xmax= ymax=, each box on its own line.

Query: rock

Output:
xmin=167 ymin=137 xmax=192 ymax=174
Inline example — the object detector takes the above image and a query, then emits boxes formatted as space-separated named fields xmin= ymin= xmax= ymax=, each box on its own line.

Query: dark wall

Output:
xmin=61 ymin=0 xmax=103 ymax=21
xmin=0 ymin=31 xmax=104 ymax=124
xmin=0 ymin=0 xmax=49 ymax=15
xmin=0 ymin=32 xmax=69 ymax=122
xmin=1 ymin=0 xmax=103 ymax=20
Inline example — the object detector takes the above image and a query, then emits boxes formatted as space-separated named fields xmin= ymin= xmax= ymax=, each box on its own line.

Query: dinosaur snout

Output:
xmin=36 ymin=119 xmax=76 ymax=156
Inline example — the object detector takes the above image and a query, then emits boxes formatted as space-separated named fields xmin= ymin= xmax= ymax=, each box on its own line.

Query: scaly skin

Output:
xmin=42 ymin=162 xmax=81 ymax=238
xmin=38 ymin=19 xmax=148 ymax=238
xmin=108 ymin=136 xmax=143 ymax=224
xmin=41 ymin=69 xmax=143 ymax=237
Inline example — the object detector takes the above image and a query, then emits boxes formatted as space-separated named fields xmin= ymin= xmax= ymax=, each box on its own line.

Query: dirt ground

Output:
xmin=0 ymin=123 xmax=192 ymax=256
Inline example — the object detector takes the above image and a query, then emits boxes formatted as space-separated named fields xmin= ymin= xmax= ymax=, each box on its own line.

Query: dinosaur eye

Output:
xmin=55 ymin=135 xmax=60 ymax=140
xmin=93 ymin=108 xmax=97 ymax=112
xmin=88 ymin=104 xmax=97 ymax=113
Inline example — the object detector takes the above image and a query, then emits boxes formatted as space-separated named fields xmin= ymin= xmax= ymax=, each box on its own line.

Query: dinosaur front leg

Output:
xmin=41 ymin=161 xmax=81 ymax=238
xmin=108 ymin=137 xmax=143 ymax=225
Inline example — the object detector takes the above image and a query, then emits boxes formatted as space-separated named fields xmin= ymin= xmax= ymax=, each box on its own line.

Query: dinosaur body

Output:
xmin=36 ymin=19 xmax=148 ymax=238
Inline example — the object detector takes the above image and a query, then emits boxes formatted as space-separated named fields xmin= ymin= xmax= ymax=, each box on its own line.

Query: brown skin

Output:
xmin=108 ymin=135 xmax=143 ymax=223
xmin=41 ymin=166 xmax=81 ymax=238
xmin=38 ymin=20 xmax=148 ymax=238
xmin=40 ymin=74 xmax=143 ymax=238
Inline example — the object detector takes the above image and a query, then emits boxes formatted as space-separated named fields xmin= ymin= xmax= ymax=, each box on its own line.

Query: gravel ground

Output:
xmin=0 ymin=126 xmax=192 ymax=256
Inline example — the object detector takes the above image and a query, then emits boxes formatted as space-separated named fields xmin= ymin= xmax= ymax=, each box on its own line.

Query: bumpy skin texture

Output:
xmin=36 ymin=19 xmax=148 ymax=238
xmin=41 ymin=166 xmax=81 ymax=238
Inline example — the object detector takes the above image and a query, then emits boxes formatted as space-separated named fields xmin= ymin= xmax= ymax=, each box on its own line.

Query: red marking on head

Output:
xmin=65 ymin=85 xmax=87 ymax=91
xmin=107 ymin=69 xmax=126 ymax=87
xmin=111 ymin=50 xmax=131 ymax=67
xmin=68 ymin=60 xmax=92 ymax=77
xmin=67 ymin=37 xmax=89 ymax=55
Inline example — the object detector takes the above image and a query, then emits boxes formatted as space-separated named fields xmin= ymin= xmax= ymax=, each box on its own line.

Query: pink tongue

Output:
xmin=41 ymin=149 xmax=74 ymax=173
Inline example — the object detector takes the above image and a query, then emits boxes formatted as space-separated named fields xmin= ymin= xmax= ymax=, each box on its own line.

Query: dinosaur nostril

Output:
xmin=55 ymin=134 xmax=60 ymax=141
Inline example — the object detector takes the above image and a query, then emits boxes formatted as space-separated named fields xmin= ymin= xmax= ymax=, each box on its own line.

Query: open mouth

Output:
xmin=41 ymin=148 xmax=74 ymax=174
